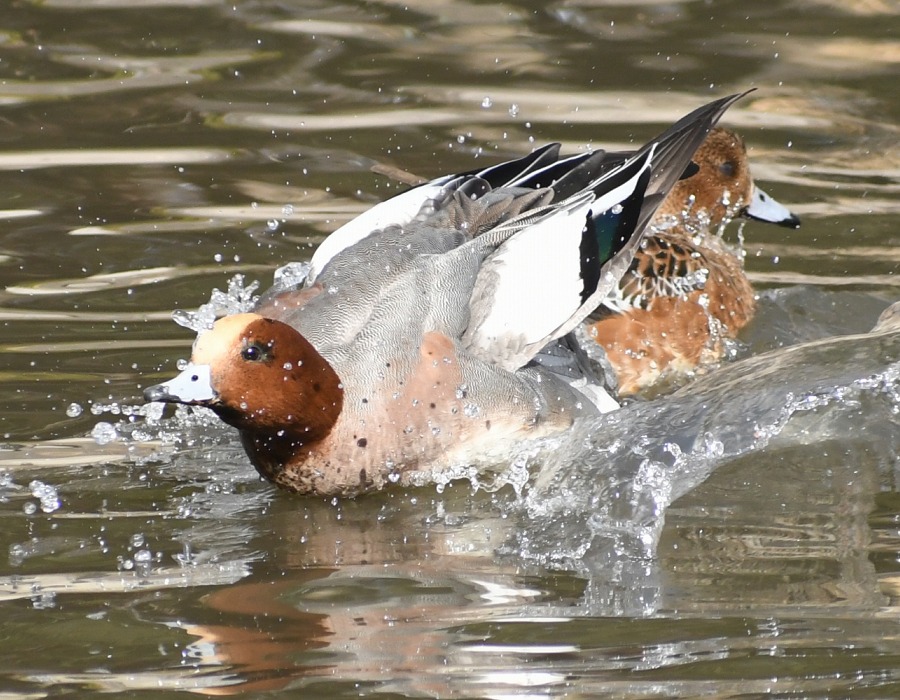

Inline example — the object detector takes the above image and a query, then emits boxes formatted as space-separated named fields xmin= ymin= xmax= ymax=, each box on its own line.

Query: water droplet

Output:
xmin=266 ymin=219 xmax=279 ymax=231
xmin=8 ymin=543 xmax=26 ymax=566
xmin=130 ymin=533 xmax=145 ymax=548
xmin=31 ymin=590 xmax=56 ymax=609
xmin=273 ymin=261 xmax=310 ymax=287
xmin=481 ymin=96 xmax=493 ymax=109
xmin=66 ymin=403 xmax=83 ymax=418
xmin=30 ymin=480 xmax=61 ymax=513
xmin=508 ymin=103 xmax=519 ymax=117
xmin=281 ymin=204 xmax=294 ymax=217
xmin=134 ymin=548 xmax=152 ymax=576
xmin=91 ymin=422 xmax=118 ymax=446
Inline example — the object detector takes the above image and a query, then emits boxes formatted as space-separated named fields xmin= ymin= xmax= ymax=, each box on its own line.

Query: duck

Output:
xmin=584 ymin=127 xmax=801 ymax=396
xmin=144 ymin=92 xmax=746 ymax=496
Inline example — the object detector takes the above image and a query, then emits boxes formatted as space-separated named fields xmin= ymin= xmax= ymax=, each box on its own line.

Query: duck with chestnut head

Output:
xmin=145 ymin=92 xmax=746 ymax=496
xmin=586 ymin=127 xmax=801 ymax=395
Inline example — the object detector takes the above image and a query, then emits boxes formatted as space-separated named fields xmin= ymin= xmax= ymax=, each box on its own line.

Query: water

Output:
xmin=1 ymin=0 xmax=898 ymax=696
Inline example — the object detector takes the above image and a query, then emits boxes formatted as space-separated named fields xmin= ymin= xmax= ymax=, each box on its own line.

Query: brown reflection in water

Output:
xmin=181 ymin=493 xmax=539 ymax=695
xmin=193 ymin=568 xmax=473 ymax=695
xmin=187 ymin=574 xmax=331 ymax=696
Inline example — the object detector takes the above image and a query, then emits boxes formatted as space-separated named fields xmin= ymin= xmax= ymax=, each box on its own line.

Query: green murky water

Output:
xmin=1 ymin=0 xmax=898 ymax=696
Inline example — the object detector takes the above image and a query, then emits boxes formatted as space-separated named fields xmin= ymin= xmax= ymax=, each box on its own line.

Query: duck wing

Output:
xmin=461 ymin=91 xmax=750 ymax=370
xmin=306 ymin=142 xmax=567 ymax=282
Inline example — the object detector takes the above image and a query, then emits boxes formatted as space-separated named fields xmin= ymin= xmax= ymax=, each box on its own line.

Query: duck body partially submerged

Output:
xmin=145 ymin=92 xmax=750 ymax=496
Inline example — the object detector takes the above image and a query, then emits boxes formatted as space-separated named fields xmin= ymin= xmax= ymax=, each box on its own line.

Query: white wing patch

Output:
xmin=463 ymin=145 xmax=658 ymax=369
xmin=464 ymin=198 xmax=594 ymax=367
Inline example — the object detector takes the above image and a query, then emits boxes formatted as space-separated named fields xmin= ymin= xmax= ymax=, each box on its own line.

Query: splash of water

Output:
xmin=421 ymin=440 xmax=546 ymax=498
xmin=172 ymin=274 xmax=260 ymax=333
xmin=507 ymin=331 xmax=900 ymax=587
xmin=29 ymin=480 xmax=61 ymax=514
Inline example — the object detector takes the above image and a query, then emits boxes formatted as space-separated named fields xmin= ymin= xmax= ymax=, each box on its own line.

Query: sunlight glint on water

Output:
xmin=0 ymin=0 xmax=897 ymax=696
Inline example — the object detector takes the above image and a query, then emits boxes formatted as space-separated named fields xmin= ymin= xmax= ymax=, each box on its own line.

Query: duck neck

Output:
xmin=239 ymin=428 xmax=323 ymax=486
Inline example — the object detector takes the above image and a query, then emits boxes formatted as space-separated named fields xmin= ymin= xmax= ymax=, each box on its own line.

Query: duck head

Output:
xmin=663 ymin=127 xmax=801 ymax=230
xmin=144 ymin=313 xmax=343 ymax=443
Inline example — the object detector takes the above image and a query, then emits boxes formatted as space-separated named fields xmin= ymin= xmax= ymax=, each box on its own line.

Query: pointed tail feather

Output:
xmin=455 ymin=91 xmax=752 ymax=372
xmin=560 ymin=90 xmax=752 ymax=338
xmin=632 ymin=90 xmax=754 ymax=233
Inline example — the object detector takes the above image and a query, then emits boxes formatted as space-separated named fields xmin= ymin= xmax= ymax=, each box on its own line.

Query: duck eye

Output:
xmin=718 ymin=161 xmax=736 ymax=178
xmin=241 ymin=342 xmax=270 ymax=363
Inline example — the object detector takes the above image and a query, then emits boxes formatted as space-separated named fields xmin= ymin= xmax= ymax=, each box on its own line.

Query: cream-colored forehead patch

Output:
xmin=192 ymin=312 xmax=263 ymax=366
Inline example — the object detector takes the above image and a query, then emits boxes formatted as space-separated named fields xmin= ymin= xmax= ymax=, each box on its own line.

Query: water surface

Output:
xmin=1 ymin=0 xmax=898 ymax=696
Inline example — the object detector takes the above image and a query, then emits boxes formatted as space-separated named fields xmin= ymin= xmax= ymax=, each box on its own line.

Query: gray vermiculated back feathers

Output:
xmin=266 ymin=92 xmax=749 ymax=392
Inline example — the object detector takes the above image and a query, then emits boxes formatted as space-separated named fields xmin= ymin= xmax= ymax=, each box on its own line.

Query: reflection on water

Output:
xmin=1 ymin=0 xmax=899 ymax=696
